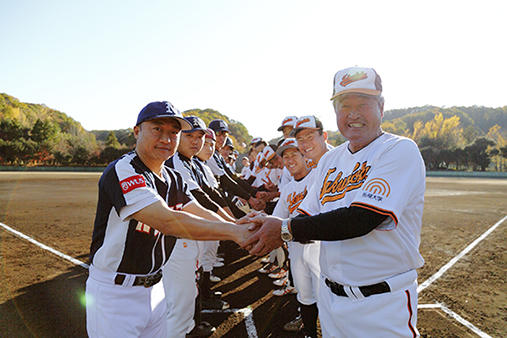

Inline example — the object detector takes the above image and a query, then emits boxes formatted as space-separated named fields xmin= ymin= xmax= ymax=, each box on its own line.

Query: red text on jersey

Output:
xmin=120 ymin=175 xmax=146 ymax=194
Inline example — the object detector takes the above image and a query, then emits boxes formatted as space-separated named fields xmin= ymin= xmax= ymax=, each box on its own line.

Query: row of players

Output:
xmin=163 ymin=114 xmax=331 ymax=337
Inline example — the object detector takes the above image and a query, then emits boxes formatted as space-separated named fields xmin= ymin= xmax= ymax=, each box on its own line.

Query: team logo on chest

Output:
xmin=287 ymin=187 xmax=308 ymax=213
xmin=319 ymin=161 xmax=371 ymax=205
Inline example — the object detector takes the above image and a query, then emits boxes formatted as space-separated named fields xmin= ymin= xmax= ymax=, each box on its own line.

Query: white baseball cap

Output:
xmin=277 ymin=116 xmax=298 ymax=131
xmin=276 ymin=138 xmax=299 ymax=156
xmin=330 ymin=67 xmax=382 ymax=100
xmin=291 ymin=115 xmax=323 ymax=137
xmin=262 ymin=146 xmax=276 ymax=162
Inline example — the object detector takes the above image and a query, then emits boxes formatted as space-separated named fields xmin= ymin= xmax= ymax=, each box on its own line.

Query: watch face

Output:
xmin=281 ymin=231 xmax=292 ymax=242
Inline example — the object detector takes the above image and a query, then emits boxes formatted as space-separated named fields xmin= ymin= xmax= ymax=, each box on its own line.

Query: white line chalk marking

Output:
xmin=418 ymin=303 xmax=492 ymax=337
xmin=418 ymin=215 xmax=506 ymax=293
xmin=0 ymin=221 xmax=89 ymax=269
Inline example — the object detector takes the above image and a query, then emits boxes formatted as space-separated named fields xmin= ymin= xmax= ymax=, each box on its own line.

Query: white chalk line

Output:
xmin=0 ymin=221 xmax=89 ymax=269
xmin=418 ymin=215 xmax=506 ymax=293
xmin=0 ymin=221 xmax=257 ymax=337
xmin=418 ymin=303 xmax=492 ymax=338
xmin=4 ymin=216 xmax=505 ymax=338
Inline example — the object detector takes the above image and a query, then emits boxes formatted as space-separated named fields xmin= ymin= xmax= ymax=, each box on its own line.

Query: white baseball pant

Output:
xmin=162 ymin=239 xmax=199 ymax=338
xmin=86 ymin=265 xmax=167 ymax=338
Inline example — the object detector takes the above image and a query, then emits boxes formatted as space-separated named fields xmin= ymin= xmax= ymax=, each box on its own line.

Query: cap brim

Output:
xmin=276 ymin=145 xmax=298 ymax=156
xmin=183 ymin=127 xmax=207 ymax=133
xmin=143 ymin=114 xmax=192 ymax=130
xmin=291 ymin=127 xmax=320 ymax=137
xmin=330 ymin=89 xmax=381 ymax=101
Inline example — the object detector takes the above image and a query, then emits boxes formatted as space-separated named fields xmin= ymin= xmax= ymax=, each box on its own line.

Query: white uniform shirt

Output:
xmin=298 ymin=133 xmax=425 ymax=286
xmin=273 ymin=169 xmax=316 ymax=219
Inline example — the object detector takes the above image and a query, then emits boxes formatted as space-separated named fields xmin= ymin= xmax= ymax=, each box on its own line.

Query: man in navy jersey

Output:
xmin=86 ymin=101 xmax=252 ymax=338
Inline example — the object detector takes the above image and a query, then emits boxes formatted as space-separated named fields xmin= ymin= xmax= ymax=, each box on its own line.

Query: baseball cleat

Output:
xmin=283 ymin=314 xmax=303 ymax=332
xmin=268 ymin=267 xmax=287 ymax=279
xmin=186 ymin=321 xmax=216 ymax=337
xmin=272 ymin=285 xmax=297 ymax=296
xmin=202 ymin=297 xmax=230 ymax=310
xmin=258 ymin=262 xmax=277 ymax=274
xmin=209 ymin=274 xmax=221 ymax=283
xmin=213 ymin=261 xmax=224 ymax=268
xmin=272 ymin=276 xmax=289 ymax=287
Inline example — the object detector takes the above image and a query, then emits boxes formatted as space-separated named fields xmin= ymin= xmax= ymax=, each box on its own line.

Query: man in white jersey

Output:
xmin=282 ymin=117 xmax=331 ymax=333
xmin=86 ymin=101 xmax=252 ymax=338
xmin=272 ymin=138 xmax=320 ymax=337
xmin=242 ymin=67 xmax=425 ymax=337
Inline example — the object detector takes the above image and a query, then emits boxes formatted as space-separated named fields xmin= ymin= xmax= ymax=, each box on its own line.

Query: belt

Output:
xmin=325 ymin=278 xmax=390 ymax=298
xmin=114 ymin=270 xmax=162 ymax=288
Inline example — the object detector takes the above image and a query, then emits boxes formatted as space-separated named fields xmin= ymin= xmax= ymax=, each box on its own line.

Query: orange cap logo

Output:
xmin=340 ymin=71 xmax=367 ymax=87
xmin=295 ymin=117 xmax=311 ymax=128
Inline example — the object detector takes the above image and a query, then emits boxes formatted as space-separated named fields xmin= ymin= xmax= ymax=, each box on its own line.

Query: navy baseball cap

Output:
xmin=183 ymin=116 xmax=207 ymax=133
xmin=136 ymin=101 xmax=192 ymax=130
xmin=208 ymin=119 xmax=229 ymax=133
xmin=224 ymin=137 xmax=234 ymax=149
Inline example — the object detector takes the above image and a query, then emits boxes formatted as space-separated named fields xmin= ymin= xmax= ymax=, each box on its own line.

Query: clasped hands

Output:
xmin=235 ymin=211 xmax=284 ymax=256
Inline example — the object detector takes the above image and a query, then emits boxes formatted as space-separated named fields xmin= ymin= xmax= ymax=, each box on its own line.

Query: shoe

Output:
xmin=213 ymin=261 xmax=224 ymax=268
xmin=210 ymin=274 xmax=221 ymax=283
xmin=260 ymin=255 xmax=270 ymax=263
xmin=283 ymin=315 xmax=303 ymax=332
xmin=272 ymin=285 xmax=297 ymax=296
xmin=258 ymin=262 xmax=277 ymax=274
xmin=186 ymin=321 xmax=216 ymax=337
xmin=202 ymin=297 xmax=230 ymax=310
xmin=268 ymin=268 xmax=287 ymax=279
xmin=273 ymin=277 xmax=288 ymax=287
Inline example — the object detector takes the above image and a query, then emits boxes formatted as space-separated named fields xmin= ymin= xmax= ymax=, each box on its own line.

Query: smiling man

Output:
xmin=242 ymin=67 xmax=426 ymax=337
xmin=86 ymin=101 xmax=252 ymax=338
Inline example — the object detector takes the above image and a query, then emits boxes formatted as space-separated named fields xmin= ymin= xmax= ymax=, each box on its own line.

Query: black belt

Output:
xmin=325 ymin=278 xmax=390 ymax=298
xmin=114 ymin=270 xmax=162 ymax=287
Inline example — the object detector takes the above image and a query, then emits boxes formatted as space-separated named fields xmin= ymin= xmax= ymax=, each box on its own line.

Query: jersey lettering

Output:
xmin=319 ymin=161 xmax=371 ymax=205
xmin=287 ymin=187 xmax=308 ymax=213
xmin=135 ymin=221 xmax=160 ymax=236
xmin=120 ymin=175 xmax=146 ymax=194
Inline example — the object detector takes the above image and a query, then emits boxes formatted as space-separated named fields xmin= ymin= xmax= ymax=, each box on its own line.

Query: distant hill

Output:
xmin=383 ymin=105 xmax=507 ymax=138
xmin=1 ymin=92 xmax=505 ymax=170
xmin=0 ymin=93 xmax=252 ymax=166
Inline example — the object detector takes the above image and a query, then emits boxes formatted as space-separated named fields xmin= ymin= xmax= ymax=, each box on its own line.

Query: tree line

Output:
xmin=0 ymin=93 xmax=506 ymax=171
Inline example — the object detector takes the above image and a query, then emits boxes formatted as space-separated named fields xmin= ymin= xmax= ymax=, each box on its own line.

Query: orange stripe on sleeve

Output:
xmin=350 ymin=202 xmax=398 ymax=225
xmin=296 ymin=208 xmax=311 ymax=216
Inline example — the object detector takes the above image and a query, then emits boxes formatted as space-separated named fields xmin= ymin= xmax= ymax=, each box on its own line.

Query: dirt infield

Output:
xmin=1 ymin=172 xmax=506 ymax=337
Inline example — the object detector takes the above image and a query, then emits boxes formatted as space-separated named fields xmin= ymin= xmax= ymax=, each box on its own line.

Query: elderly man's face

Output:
xmin=334 ymin=94 xmax=383 ymax=153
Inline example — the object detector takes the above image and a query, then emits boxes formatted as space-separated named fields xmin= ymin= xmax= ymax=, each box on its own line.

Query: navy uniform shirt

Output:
xmin=90 ymin=151 xmax=194 ymax=275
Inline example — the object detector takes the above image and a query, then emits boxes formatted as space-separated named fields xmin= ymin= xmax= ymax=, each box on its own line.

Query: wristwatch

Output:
xmin=281 ymin=219 xmax=293 ymax=242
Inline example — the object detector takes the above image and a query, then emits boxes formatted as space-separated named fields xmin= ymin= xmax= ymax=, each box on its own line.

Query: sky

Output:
xmin=1 ymin=0 xmax=506 ymax=141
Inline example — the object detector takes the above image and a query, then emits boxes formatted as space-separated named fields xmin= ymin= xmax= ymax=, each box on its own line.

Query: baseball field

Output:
xmin=0 ymin=172 xmax=505 ymax=337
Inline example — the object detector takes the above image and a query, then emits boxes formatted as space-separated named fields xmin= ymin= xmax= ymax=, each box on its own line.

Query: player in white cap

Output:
xmin=242 ymin=67 xmax=426 ymax=337
xmin=277 ymin=115 xmax=298 ymax=139
xmin=271 ymin=138 xmax=320 ymax=337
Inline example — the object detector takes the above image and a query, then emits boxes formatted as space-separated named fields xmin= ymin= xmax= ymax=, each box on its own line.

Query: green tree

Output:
xmin=464 ymin=137 xmax=495 ymax=171
xmin=105 ymin=131 xmax=121 ymax=148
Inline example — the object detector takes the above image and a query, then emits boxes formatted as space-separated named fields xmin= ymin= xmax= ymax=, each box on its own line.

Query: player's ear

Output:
xmin=133 ymin=125 xmax=141 ymax=139
xmin=322 ymin=131 xmax=328 ymax=141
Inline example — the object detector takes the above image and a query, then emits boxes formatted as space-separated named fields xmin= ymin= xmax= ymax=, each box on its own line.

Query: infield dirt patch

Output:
xmin=1 ymin=173 xmax=506 ymax=337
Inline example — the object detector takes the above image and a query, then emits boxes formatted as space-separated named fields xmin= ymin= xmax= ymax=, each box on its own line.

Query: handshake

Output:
xmin=232 ymin=211 xmax=285 ymax=256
